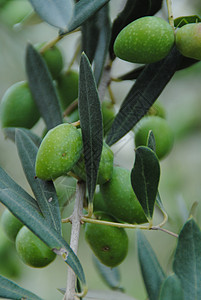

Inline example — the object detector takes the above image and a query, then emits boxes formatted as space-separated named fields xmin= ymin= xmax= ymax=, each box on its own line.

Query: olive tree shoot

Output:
xmin=0 ymin=0 xmax=201 ymax=300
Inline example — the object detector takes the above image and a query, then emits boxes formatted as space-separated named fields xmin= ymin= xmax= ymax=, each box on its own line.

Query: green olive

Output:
xmin=1 ymin=209 xmax=23 ymax=242
xmin=100 ymin=166 xmax=147 ymax=224
xmin=16 ymin=226 xmax=56 ymax=268
xmin=57 ymin=70 xmax=79 ymax=111
xmin=146 ymin=101 xmax=166 ymax=119
xmin=114 ymin=16 xmax=175 ymax=64
xmin=85 ymin=211 xmax=128 ymax=267
xmin=134 ymin=116 xmax=174 ymax=159
xmin=35 ymin=43 xmax=63 ymax=79
xmin=93 ymin=191 xmax=108 ymax=213
xmin=175 ymin=23 xmax=201 ymax=60
xmin=72 ymin=142 xmax=114 ymax=184
xmin=0 ymin=81 xmax=40 ymax=129
xmin=35 ymin=123 xmax=82 ymax=180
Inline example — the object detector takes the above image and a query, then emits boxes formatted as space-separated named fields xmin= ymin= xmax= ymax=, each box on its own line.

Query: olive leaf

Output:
xmin=29 ymin=0 xmax=74 ymax=30
xmin=3 ymin=127 xmax=42 ymax=148
xmin=174 ymin=15 xmax=201 ymax=28
xmin=26 ymin=43 xmax=63 ymax=130
xmin=137 ymin=230 xmax=166 ymax=300
xmin=0 ymin=275 xmax=42 ymax=300
xmin=15 ymin=129 xmax=61 ymax=234
xmin=106 ymin=46 xmax=182 ymax=146
xmin=159 ymin=274 xmax=184 ymax=300
xmin=78 ymin=53 xmax=103 ymax=203
xmin=131 ymin=146 xmax=160 ymax=220
xmin=173 ymin=218 xmax=201 ymax=300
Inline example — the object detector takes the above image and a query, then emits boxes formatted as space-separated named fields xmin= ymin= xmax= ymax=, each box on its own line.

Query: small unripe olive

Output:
xmin=102 ymin=100 xmax=115 ymax=135
xmin=114 ymin=16 xmax=175 ymax=64
xmin=85 ymin=211 xmax=128 ymax=267
xmin=0 ymin=81 xmax=40 ymax=129
xmin=35 ymin=43 xmax=63 ymax=79
xmin=16 ymin=226 xmax=56 ymax=268
xmin=134 ymin=116 xmax=174 ymax=160
xmin=100 ymin=166 xmax=147 ymax=224
xmin=72 ymin=142 xmax=114 ymax=184
xmin=1 ymin=209 xmax=23 ymax=242
xmin=93 ymin=191 xmax=108 ymax=213
xmin=35 ymin=123 xmax=82 ymax=181
xmin=57 ymin=71 xmax=79 ymax=111
xmin=175 ymin=23 xmax=201 ymax=60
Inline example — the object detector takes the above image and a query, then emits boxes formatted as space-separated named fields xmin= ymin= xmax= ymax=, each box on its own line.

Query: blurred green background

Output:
xmin=0 ymin=0 xmax=201 ymax=299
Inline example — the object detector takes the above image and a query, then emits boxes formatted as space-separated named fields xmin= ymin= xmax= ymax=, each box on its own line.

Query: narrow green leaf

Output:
xmin=117 ymin=56 xmax=198 ymax=81
xmin=93 ymin=256 xmax=123 ymax=291
xmin=0 ymin=188 xmax=86 ymax=290
xmin=0 ymin=275 xmax=42 ymax=300
xmin=137 ymin=230 xmax=165 ymax=300
xmin=174 ymin=15 xmax=201 ymax=28
xmin=29 ymin=0 xmax=74 ymax=30
xmin=78 ymin=53 xmax=103 ymax=203
xmin=173 ymin=218 xmax=201 ymax=300
xmin=0 ymin=167 xmax=40 ymax=213
xmin=3 ymin=127 xmax=42 ymax=147
xmin=66 ymin=0 xmax=110 ymax=33
xmin=26 ymin=43 xmax=63 ymax=130
xmin=15 ymin=129 xmax=61 ymax=234
xmin=93 ymin=4 xmax=111 ymax=85
xmin=159 ymin=274 xmax=184 ymax=300
xmin=109 ymin=0 xmax=163 ymax=59
xmin=131 ymin=146 xmax=160 ymax=220
xmin=147 ymin=130 xmax=156 ymax=152
xmin=106 ymin=47 xmax=182 ymax=146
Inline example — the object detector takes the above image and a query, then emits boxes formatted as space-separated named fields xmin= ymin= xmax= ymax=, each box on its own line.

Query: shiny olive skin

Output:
xmin=1 ymin=209 xmax=23 ymax=242
xmin=100 ymin=166 xmax=147 ymax=224
xmin=85 ymin=211 xmax=128 ymax=267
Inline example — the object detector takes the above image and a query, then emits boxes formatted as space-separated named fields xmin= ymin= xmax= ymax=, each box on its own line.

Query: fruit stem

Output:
xmin=81 ymin=217 xmax=149 ymax=229
xmin=151 ymin=227 xmax=178 ymax=238
xmin=40 ymin=35 xmax=63 ymax=54
xmin=166 ymin=0 xmax=175 ymax=30
xmin=64 ymin=181 xmax=86 ymax=300
xmin=108 ymin=84 xmax=116 ymax=104
xmin=63 ymin=100 xmax=78 ymax=117
xmin=65 ymin=42 xmax=81 ymax=75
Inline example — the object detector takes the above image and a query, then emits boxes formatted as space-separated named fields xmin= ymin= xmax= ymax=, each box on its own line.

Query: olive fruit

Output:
xmin=175 ymin=23 xmax=201 ymax=60
xmin=1 ymin=209 xmax=23 ymax=242
xmin=134 ymin=116 xmax=174 ymax=160
xmin=93 ymin=191 xmax=108 ymax=213
xmin=0 ymin=0 xmax=32 ymax=27
xmin=57 ymin=70 xmax=79 ymax=111
xmin=72 ymin=142 xmax=114 ymax=184
xmin=16 ymin=226 xmax=56 ymax=268
xmin=102 ymin=100 xmax=115 ymax=135
xmin=0 ymin=81 xmax=40 ymax=129
xmin=85 ymin=211 xmax=128 ymax=267
xmin=35 ymin=123 xmax=82 ymax=180
xmin=100 ymin=167 xmax=147 ymax=224
xmin=35 ymin=43 xmax=63 ymax=79
xmin=114 ymin=16 xmax=175 ymax=64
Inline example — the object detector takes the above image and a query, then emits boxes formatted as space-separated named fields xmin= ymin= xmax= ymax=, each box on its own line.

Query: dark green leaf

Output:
xmin=0 ymin=167 xmax=40 ymax=213
xmin=117 ymin=56 xmax=198 ymax=81
xmin=147 ymin=130 xmax=156 ymax=152
xmin=106 ymin=47 xmax=182 ymax=146
xmin=26 ymin=43 xmax=63 ymax=130
xmin=174 ymin=15 xmax=201 ymax=28
xmin=66 ymin=0 xmax=110 ymax=33
xmin=109 ymin=0 xmax=163 ymax=59
xmin=78 ymin=53 xmax=103 ymax=203
xmin=137 ymin=230 xmax=165 ymax=300
xmin=0 ymin=275 xmax=42 ymax=300
xmin=93 ymin=256 xmax=123 ymax=291
xmin=159 ymin=274 xmax=184 ymax=300
xmin=131 ymin=146 xmax=160 ymax=220
xmin=173 ymin=218 xmax=201 ymax=300
xmin=93 ymin=4 xmax=111 ymax=85
xmin=15 ymin=129 xmax=61 ymax=234
xmin=0 ymin=188 xmax=86 ymax=290
xmin=29 ymin=0 xmax=74 ymax=30
xmin=3 ymin=127 xmax=42 ymax=148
